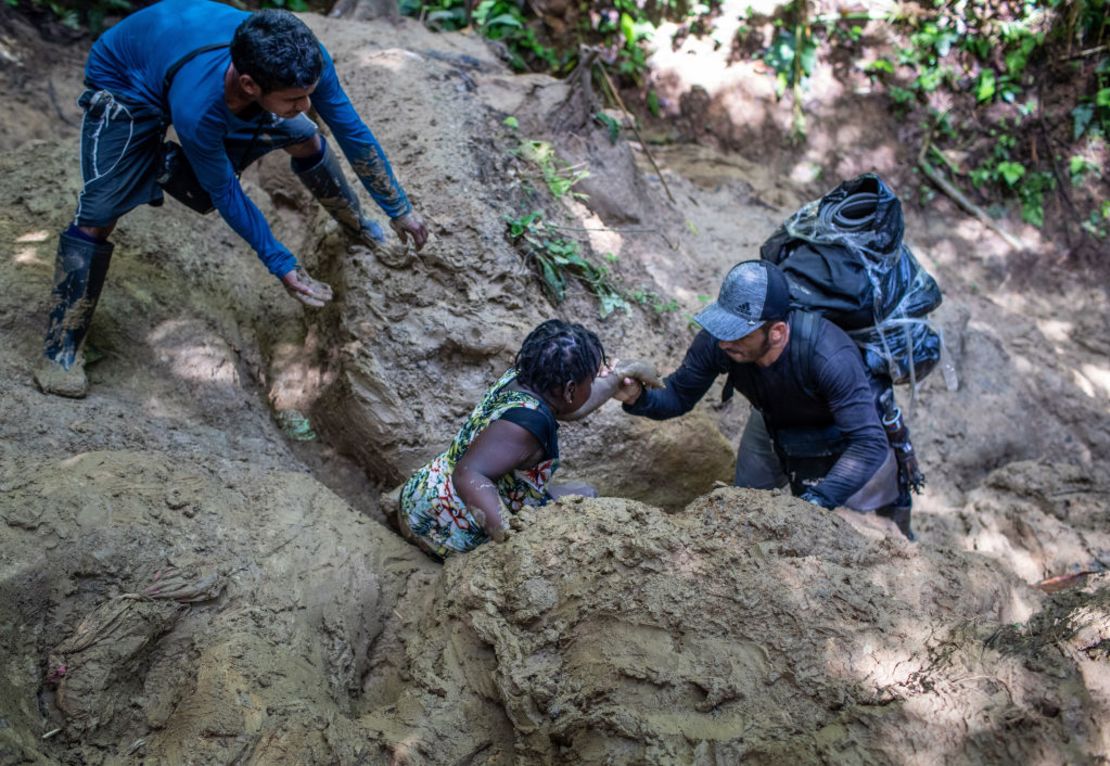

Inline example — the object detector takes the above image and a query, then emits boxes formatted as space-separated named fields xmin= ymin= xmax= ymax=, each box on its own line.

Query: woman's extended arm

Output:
xmin=561 ymin=359 xmax=663 ymax=422
xmin=453 ymin=420 xmax=544 ymax=542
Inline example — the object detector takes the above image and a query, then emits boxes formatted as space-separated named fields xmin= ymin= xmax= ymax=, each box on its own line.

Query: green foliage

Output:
xmin=261 ymin=0 xmax=309 ymax=10
xmin=1072 ymin=60 xmax=1110 ymax=139
xmin=1069 ymin=155 xmax=1100 ymax=184
xmin=401 ymin=0 xmax=708 ymax=83
xmin=629 ymin=288 xmax=678 ymax=313
xmin=968 ymin=129 xmax=1056 ymax=227
xmin=763 ymin=25 xmax=817 ymax=97
xmin=996 ymin=160 xmax=1026 ymax=187
xmin=7 ymin=0 xmax=131 ymax=32
xmin=506 ymin=211 xmax=628 ymax=318
xmin=517 ymin=140 xmax=590 ymax=200
xmin=976 ymin=69 xmax=996 ymax=102
xmin=594 ymin=112 xmax=622 ymax=143
xmin=400 ymin=0 xmax=561 ymax=71
xmin=1081 ymin=200 xmax=1110 ymax=238
xmin=865 ymin=58 xmax=895 ymax=76
xmin=1016 ymin=170 xmax=1055 ymax=227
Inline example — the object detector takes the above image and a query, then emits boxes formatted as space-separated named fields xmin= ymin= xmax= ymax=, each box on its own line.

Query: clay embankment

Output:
xmin=0 ymin=11 xmax=1107 ymax=764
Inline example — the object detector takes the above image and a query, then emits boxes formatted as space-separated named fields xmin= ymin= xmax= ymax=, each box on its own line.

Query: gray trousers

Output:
xmin=734 ymin=411 xmax=899 ymax=511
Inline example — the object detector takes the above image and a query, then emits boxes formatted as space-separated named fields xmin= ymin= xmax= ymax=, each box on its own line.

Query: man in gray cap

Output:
xmin=617 ymin=259 xmax=911 ymax=538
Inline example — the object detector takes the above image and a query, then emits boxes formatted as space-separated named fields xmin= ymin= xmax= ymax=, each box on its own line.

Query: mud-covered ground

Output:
xmin=0 ymin=8 xmax=1108 ymax=765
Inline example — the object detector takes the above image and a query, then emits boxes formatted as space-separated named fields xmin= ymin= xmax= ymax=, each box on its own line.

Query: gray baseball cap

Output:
xmin=694 ymin=260 xmax=791 ymax=341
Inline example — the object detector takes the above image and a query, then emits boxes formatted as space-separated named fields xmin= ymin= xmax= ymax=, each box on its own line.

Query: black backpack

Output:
xmin=760 ymin=173 xmax=953 ymax=393
xmin=758 ymin=175 xmax=946 ymax=532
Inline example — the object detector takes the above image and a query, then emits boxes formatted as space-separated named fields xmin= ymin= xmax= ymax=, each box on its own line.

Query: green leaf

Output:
xmin=976 ymin=69 xmax=996 ymax=102
xmin=594 ymin=112 xmax=621 ymax=143
xmin=539 ymin=259 xmax=565 ymax=301
xmin=916 ymin=67 xmax=942 ymax=92
xmin=598 ymin=291 xmax=629 ymax=319
xmin=620 ymin=12 xmax=636 ymax=45
xmin=996 ymin=161 xmax=1025 ymax=187
xmin=866 ymin=58 xmax=895 ymax=75
xmin=1097 ymin=88 xmax=1110 ymax=108
xmin=484 ymin=12 xmax=523 ymax=29
xmin=1072 ymin=104 xmax=1095 ymax=140
xmin=1020 ymin=194 xmax=1044 ymax=227
xmin=503 ymin=115 xmax=519 ymax=129
xmin=970 ymin=167 xmax=992 ymax=188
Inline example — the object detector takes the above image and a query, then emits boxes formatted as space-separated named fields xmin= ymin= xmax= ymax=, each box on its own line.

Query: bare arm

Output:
xmin=454 ymin=420 xmax=544 ymax=542
xmin=562 ymin=359 xmax=663 ymax=422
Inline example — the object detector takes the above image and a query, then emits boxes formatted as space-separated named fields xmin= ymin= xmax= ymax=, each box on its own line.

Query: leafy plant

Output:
xmin=629 ymin=288 xmax=678 ymax=313
xmin=594 ymin=112 xmax=622 ymax=143
xmin=518 ymin=141 xmax=590 ymax=200
xmin=969 ymin=132 xmax=1056 ymax=227
xmin=1069 ymin=155 xmax=1100 ymax=184
xmin=7 ymin=0 xmax=131 ymax=32
xmin=506 ymin=211 xmax=628 ymax=318
xmin=261 ymin=0 xmax=309 ymax=10
xmin=763 ymin=20 xmax=817 ymax=98
xmin=1081 ymin=201 xmax=1110 ymax=238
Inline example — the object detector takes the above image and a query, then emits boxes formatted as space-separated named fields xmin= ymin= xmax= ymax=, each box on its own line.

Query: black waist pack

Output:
xmin=772 ymin=424 xmax=846 ymax=495
xmin=156 ymin=140 xmax=215 ymax=215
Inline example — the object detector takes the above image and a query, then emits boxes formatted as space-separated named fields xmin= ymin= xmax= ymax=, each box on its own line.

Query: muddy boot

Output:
xmin=877 ymin=493 xmax=917 ymax=542
xmin=33 ymin=232 xmax=114 ymax=399
xmin=293 ymin=137 xmax=385 ymax=247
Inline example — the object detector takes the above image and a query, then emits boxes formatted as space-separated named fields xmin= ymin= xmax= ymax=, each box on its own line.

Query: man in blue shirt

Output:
xmin=35 ymin=2 xmax=428 ymax=398
xmin=616 ymin=260 xmax=914 ymax=539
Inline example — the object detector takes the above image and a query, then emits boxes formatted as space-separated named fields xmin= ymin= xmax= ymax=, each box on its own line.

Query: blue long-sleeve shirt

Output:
xmin=84 ymin=0 xmax=412 ymax=277
xmin=625 ymin=313 xmax=889 ymax=507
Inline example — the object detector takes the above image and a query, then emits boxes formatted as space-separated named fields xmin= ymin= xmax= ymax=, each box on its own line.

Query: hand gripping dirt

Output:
xmin=281 ymin=266 xmax=334 ymax=308
xmin=390 ymin=211 xmax=429 ymax=251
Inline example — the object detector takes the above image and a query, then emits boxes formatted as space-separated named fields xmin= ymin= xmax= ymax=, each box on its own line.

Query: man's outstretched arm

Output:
xmin=309 ymin=48 xmax=427 ymax=249
xmin=621 ymin=330 xmax=725 ymax=420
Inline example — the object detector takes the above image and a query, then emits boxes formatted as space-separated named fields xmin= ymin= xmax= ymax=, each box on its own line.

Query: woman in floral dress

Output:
xmin=396 ymin=319 xmax=657 ymax=559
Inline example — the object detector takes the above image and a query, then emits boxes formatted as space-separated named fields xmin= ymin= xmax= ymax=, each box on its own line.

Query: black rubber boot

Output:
xmin=33 ymin=232 xmax=114 ymax=398
xmin=293 ymin=138 xmax=385 ymax=246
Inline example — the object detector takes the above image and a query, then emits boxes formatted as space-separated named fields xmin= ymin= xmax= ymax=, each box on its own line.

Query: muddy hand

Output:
xmin=390 ymin=212 xmax=429 ymax=251
xmin=472 ymin=504 xmax=508 ymax=543
xmin=613 ymin=359 xmax=663 ymax=389
xmin=281 ymin=267 xmax=334 ymax=308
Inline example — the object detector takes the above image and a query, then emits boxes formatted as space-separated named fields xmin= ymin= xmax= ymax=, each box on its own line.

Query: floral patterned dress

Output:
xmin=399 ymin=369 xmax=558 ymax=556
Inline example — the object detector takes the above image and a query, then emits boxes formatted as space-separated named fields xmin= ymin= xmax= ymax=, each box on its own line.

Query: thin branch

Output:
xmin=1064 ymin=44 xmax=1108 ymax=60
xmin=594 ymin=62 xmax=677 ymax=205
xmin=917 ymin=128 xmax=1025 ymax=251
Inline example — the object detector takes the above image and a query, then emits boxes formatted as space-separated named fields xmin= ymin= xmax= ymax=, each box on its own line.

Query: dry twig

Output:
xmin=917 ymin=128 xmax=1025 ymax=251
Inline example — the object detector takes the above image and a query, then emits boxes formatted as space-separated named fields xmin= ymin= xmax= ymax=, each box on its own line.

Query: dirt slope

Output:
xmin=0 ymin=10 xmax=1108 ymax=765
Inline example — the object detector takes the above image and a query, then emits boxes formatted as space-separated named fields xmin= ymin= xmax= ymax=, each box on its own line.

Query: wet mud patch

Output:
xmin=380 ymin=491 xmax=1105 ymax=763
